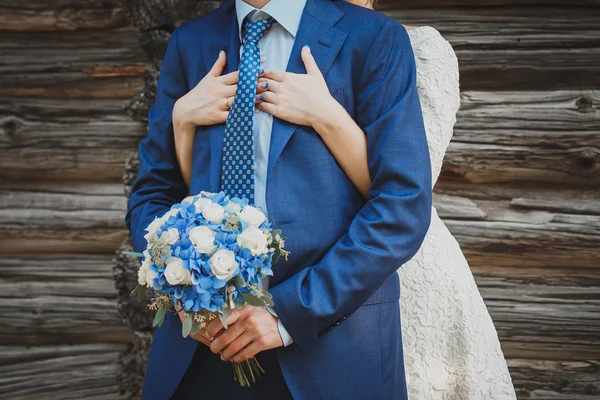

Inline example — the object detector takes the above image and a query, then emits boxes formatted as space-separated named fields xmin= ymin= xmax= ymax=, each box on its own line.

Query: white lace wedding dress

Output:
xmin=399 ymin=27 xmax=517 ymax=399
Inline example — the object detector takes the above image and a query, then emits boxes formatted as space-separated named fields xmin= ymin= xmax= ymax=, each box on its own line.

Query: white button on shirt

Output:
xmin=235 ymin=0 xmax=307 ymax=347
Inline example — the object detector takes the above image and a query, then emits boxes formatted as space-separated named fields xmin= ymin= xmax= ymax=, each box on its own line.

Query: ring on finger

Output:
xmin=225 ymin=97 xmax=231 ymax=110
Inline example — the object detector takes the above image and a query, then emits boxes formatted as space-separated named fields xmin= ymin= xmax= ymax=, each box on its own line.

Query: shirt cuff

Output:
xmin=266 ymin=307 xmax=294 ymax=347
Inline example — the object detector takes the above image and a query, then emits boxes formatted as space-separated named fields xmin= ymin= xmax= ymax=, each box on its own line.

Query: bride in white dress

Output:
xmin=173 ymin=2 xmax=517 ymax=397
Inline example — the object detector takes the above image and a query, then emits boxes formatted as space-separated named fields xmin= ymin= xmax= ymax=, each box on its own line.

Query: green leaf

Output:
xmin=222 ymin=303 xmax=230 ymax=320
xmin=234 ymin=274 xmax=245 ymax=288
xmin=271 ymin=229 xmax=282 ymax=238
xmin=124 ymin=251 xmax=144 ymax=257
xmin=218 ymin=312 xmax=228 ymax=329
xmin=153 ymin=309 xmax=167 ymax=328
xmin=182 ymin=315 xmax=193 ymax=337
xmin=272 ymin=247 xmax=281 ymax=265
xmin=131 ymin=284 xmax=146 ymax=302
xmin=190 ymin=318 xmax=201 ymax=336
xmin=241 ymin=292 xmax=269 ymax=307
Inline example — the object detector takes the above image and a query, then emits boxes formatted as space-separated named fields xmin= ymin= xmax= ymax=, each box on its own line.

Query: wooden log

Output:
xmin=0 ymin=29 xmax=144 ymax=99
xmin=0 ymin=255 xmax=132 ymax=345
xmin=507 ymin=358 xmax=600 ymax=400
xmin=475 ymin=276 xmax=600 ymax=361
xmin=433 ymin=181 xmax=600 ymax=268
xmin=0 ymin=182 xmax=128 ymax=254
xmin=0 ymin=97 xmax=146 ymax=182
xmin=378 ymin=0 xmax=600 ymax=8
xmin=386 ymin=7 xmax=600 ymax=90
xmin=0 ymin=344 xmax=127 ymax=400
xmin=0 ymin=0 xmax=128 ymax=32
xmin=386 ymin=7 xmax=600 ymax=49
xmin=443 ymin=90 xmax=600 ymax=185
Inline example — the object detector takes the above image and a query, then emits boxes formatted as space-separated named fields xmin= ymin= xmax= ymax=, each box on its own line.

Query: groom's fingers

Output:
xmin=210 ymin=320 xmax=245 ymax=354
xmin=301 ymin=45 xmax=323 ymax=78
xmin=206 ymin=308 xmax=240 ymax=338
xmin=190 ymin=331 xmax=211 ymax=347
xmin=230 ymin=340 xmax=263 ymax=363
xmin=220 ymin=332 xmax=254 ymax=362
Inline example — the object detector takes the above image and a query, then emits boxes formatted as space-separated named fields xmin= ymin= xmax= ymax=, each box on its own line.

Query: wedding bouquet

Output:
xmin=128 ymin=191 xmax=288 ymax=386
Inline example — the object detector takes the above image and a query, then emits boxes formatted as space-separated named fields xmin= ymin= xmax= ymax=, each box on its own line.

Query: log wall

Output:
xmin=0 ymin=1 xmax=142 ymax=399
xmin=0 ymin=0 xmax=598 ymax=399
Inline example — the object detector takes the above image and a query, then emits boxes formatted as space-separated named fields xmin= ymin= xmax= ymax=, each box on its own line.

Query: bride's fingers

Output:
xmin=223 ymin=84 xmax=237 ymax=98
xmin=262 ymin=70 xmax=285 ymax=82
xmin=257 ymin=79 xmax=280 ymax=93
xmin=220 ymin=70 xmax=239 ymax=85
xmin=256 ymin=91 xmax=277 ymax=104
xmin=223 ymin=96 xmax=235 ymax=110
xmin=257 ymin=101 xmax=278 ymax=117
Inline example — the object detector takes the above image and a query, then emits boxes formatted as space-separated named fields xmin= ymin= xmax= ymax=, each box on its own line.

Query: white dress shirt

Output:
xmin=235 ymin=0 xmax=307 ymax=347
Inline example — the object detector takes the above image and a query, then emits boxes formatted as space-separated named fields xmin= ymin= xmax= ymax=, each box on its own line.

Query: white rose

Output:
xmin=189 ymin=226 xmax=217 ymax=254
xmin=239 ymin=205 xmax=266 ymax=228
xmin=209 ymin=249 xmax=239 ymax=281
xmin=160 ymin=228 xmax=180 ymax=245
xmin=164 ymin=257 xmax=192 ymax=286
xmin=202 ymin=202 xmax=225 ymax=224
xmin=144 ymin=216 xmax=163 ymax=242
xmin=193 ymin=197 xmax=211 ymax=211
xmin=237 ymin=226 xmax=269 ymax=256
xmin=224 ymin=201 xmax=242 ymax=214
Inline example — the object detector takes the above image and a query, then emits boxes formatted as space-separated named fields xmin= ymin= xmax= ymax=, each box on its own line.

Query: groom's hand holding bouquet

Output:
xmin=129 ymin=191 xmax=288 ymax=386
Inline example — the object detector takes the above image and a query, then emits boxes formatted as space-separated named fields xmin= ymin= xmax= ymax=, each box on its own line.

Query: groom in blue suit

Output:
xmin=126 ymin=0 xmax=431 ymax=398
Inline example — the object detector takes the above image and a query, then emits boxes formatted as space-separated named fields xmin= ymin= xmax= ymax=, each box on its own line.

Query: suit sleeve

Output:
xmin=126 ymin=28 xmax=190 ymax=253
xmin=269 ymin=20 xmax=432 ymax=351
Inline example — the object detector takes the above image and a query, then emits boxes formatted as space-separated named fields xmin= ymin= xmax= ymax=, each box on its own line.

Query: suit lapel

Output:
xmin=206 ymin=1 xmax=240 ymax=192
xmin=267 ymin=0 xmax=347 ymax=179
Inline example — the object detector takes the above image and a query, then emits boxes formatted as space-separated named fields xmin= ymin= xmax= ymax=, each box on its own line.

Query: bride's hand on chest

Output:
xmin=173 ymin=51 xmax=238 ymax=132
xmin=256 ymin=46 xmax=342 ymax=131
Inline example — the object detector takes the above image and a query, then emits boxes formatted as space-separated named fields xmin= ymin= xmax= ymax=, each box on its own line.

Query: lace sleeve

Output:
xmin=408 ymin=26 xmax=461 ymax=186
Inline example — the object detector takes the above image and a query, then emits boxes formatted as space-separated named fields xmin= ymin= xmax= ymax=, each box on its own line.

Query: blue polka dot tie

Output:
xmin=220 ymin=17 xmax=275 ymax=202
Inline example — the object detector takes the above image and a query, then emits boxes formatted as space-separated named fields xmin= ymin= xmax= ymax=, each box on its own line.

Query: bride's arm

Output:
xmin=312 ymin=102 xmax=372 ymax=200
xmin=173 ymin=122 xmax=196 ymax=188
xmin=258 ymin=46 xmax=373 ymax=200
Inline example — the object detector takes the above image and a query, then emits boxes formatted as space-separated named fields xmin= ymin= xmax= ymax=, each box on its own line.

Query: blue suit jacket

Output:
xmin=126 ymin=0 xmax=432 ymax=398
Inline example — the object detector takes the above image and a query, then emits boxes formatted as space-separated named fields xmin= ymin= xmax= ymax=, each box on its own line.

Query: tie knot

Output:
xmin=243 ymin=17 xmax=275 ymax=45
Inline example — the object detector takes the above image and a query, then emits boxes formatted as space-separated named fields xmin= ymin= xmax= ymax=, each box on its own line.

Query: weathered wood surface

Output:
xmin=380 ymin=0 xmax=600 ymax=6
xmin=0 ymin=183 xmax=128 ymax=253
xmin=0 ymin=255 xmax=132 ymax=346
xmin=0 ymin=344 xmax=127 ymax=400
xmin=0 ymin=0 xmax=128 ymax=32
xmin=0 ymin=28 xmax=144 ymax=99
xmin=0 ymin=97 xmax=146 ymax=181
xmin=508 ymin=358 xmax=600 ymax=400
xmin=387 ymin=7 xmax=600 ymax=91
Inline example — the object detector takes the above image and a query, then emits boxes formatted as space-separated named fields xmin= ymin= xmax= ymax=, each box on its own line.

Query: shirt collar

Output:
xmin=235 ymin=0 xmax=307 ymax=40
